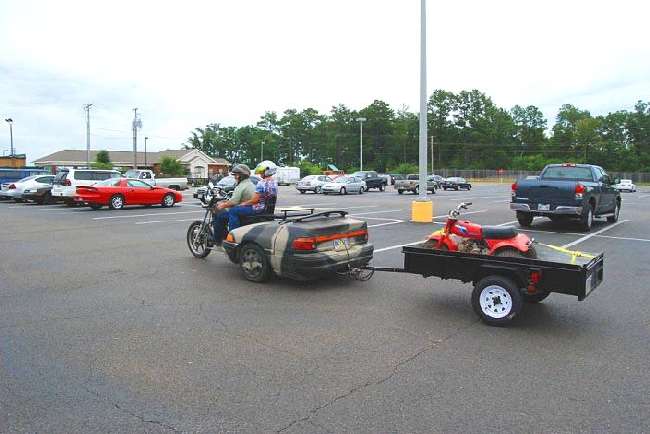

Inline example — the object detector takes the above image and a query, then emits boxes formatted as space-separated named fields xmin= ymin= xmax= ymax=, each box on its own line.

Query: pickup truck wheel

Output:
xmin=607 ymin=201 xmax=620 ymax=223
xmin=472 ymin=276 xmax=522 ymax=326
xmin=299 ymin=190 xmax=305 ymax=194
xmin=161 ymin=193 xmax=175 ymax=208
xmin=516 ymin=211 xmax=533 ymax=227
xmin=580 ymin=204 xmax=594 ymax=232
xmin=414 ymin=186 xmax=419 ymax=195
xmin=240 ymin=243 xmax=271 ymax=282
xmin=379 ymin=184 xmax=385 ymax=192
xmin=109 ymin=194 xmax=124 ymax=210
xmin=397 ymin=190 xmax=404 ymax=195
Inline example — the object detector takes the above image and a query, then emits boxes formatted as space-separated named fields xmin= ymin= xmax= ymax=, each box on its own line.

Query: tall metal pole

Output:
xmin=144 ymin=136 xmax=148 ymax=167
xmin=356 ymin=117 xmax=366 ymax=171
xmin=84 ymin=104 xmax=93 ymax=167
xmin=261 ymin=141 xmax=264 ymax=162
xmin=8 ymin=122 xmax=13 ymax=157
xmin=430 ymin=135 xmax=434 ymax=173
xmin=418 ymin=0 xmax=428 ymax=200
xmin=132 ymin=108 xmax=138 ymax=169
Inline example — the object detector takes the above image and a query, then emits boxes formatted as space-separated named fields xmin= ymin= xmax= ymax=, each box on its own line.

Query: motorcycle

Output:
xmin=186 ymin=181 xmax=231 ymax=258
xmin=424 ymin=202 xmax=537 ymax=258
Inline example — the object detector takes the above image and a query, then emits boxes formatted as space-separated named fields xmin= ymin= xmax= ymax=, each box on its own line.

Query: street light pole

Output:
xmin=356 ymin=117 xmax=366 ymax=171
xmin=84 ymin=104 xmax=93 ymax=168
xmin=4 ymin=118 xmax=13 ymax=157
xmin=144 ymin=137 xmax=148 ymax=167
xmin=132 ymin=108 xmax=141 ymax=169
xmin=418 ymin=0 xmax=428 ymax=200
xmin=261 ymin=141 xmax=264 ymax=162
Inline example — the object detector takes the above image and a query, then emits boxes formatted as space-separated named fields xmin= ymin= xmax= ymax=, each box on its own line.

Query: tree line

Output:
xmin=184 ymin=89 xmax=650 ymax=173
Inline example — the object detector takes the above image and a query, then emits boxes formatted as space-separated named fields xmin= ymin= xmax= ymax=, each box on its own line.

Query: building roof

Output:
xmin=33 ymin=149 xmax=229 ymax=166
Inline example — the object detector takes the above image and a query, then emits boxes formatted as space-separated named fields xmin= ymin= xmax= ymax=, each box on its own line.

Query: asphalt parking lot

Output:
xmin=2 ymin=184 xmax=649 ymax=433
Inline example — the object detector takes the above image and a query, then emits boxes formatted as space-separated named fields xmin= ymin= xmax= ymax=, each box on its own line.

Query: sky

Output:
xmin=1 ymin=0 xmax=648 ymax=163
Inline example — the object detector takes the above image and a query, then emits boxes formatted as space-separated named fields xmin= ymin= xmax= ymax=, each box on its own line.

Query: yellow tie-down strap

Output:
xmin=537 ymin=243 xmax=596 ymax=265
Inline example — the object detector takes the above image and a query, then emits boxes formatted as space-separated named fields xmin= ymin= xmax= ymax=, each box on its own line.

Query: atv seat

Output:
xmin=240 ymin=196 xmax=277 ymax=225
xmin=482 ymin=226 xmax=518 ymax=239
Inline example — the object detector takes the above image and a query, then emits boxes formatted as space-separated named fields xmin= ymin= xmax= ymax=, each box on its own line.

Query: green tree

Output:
xmin=92 ymin=150 xmax=112 ymax=169
xmin=159 ymin=156 xmax=185 ymax=176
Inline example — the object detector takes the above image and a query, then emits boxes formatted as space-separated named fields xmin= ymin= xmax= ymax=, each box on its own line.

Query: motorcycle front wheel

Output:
xmin=187 ymin=220 xmax=211 ymax=258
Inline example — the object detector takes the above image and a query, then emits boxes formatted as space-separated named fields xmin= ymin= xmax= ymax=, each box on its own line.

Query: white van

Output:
xmin=274 ymin=166 xmax=301 ymax=185
xmin=51 ymin=169 xmax=122 ymax=203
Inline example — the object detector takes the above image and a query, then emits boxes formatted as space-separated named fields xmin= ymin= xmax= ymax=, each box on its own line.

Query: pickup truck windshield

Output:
xmin=541 ymin=166 xmax=593 ymax=181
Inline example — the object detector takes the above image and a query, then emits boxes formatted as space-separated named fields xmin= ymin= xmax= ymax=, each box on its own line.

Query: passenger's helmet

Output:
xmin=230 ymin=164 xmax=251 ymax=178
xmin=254 ymin=160 xmax=278 ymax=177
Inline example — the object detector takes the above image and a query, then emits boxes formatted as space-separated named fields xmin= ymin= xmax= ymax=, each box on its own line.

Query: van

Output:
xmin=51 ymin=169 xmax=121 ymax=204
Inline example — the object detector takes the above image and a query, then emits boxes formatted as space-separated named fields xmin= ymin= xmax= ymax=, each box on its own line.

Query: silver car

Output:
xmin=0 ymin=175 xmax=56 ymax=202
xmin=321 ymin=176 xmax=366 ymax=195
xmin=295 ymin=175 xmax=332 ymax=194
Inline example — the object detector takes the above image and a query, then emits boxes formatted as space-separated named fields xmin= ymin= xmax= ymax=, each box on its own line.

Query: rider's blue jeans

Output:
xmin=212 ymin=209 xmax=229 ymax=243
xmin=227 ymin=205 xmax=258 ymax=231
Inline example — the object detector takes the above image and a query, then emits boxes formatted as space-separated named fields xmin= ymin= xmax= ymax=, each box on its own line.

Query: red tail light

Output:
xmin=291 ymin=229 xmax=369 ymax=251
xmin=64 ymin=179 xmax=72 ymax=186
xmin=575 ymin=183 xmax=585 ymax=194
xmin=511 ymin=183 xmax=517 ymax=191
xmin=8 ymin=184 xmax=16 ymax=189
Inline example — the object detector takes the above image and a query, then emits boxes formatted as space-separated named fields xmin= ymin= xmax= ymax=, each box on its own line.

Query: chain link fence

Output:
xmin=435 ymin=169 xmax=650 ymax=184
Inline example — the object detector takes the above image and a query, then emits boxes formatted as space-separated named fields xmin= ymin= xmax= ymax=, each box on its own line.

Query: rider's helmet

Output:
xmin=230 ymin=164 xmax=251 ymax=180
xmin=254 ymin=160 xmax=277 ymax=178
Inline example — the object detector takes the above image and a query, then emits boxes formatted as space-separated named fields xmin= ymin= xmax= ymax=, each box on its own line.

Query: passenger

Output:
xmin=227 ymin=160 xmax=278 ymax=232
xmin=211 ymin=164 xmax=255 ymax=246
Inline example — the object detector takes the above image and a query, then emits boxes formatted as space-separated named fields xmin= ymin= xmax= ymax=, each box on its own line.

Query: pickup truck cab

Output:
xmin=350 ymin=171 xmax=387 ymax=191
xmin=511 ymin=163 xmax=621 ymax=231
xmin=124 ymin=169 xmax=188 ymax=191
xmin=395 ymin=174 xmax=437 ymax=195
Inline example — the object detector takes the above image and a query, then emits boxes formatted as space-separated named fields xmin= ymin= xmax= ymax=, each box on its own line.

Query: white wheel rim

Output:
xmin=112 ymin=197 xmax=122 ymax=208
xmin=479 ymin=285 xmax=513 ymax=319
xmin=164 ymin=195 xmax=173 ymax=206
xmin=588 ymin=209 xmax=593 ymax=227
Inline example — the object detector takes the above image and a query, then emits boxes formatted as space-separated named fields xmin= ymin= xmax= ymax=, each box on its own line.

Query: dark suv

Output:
xmin=350 ymin=171 xmax=388 ymax=191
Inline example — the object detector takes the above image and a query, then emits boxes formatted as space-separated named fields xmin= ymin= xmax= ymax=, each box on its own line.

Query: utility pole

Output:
xmin=418 ymin=0 xmax=428 ymax=200
xmin=4 ymin=118 xmax=13 ymax=157
xmin=261 ymin=140 xmax=264 ymax=162
xmin=356 ymin=117 xmax=366 ymax=171
xmin=144 ymin=136 xmax=148 ymax=167
xmin=430 ymin=136 xmax=435 ymax=173
xmin=132 ymin=108 xmax=141 ymax=169
xmin=84 ymin=104 xmax=93 ymax=167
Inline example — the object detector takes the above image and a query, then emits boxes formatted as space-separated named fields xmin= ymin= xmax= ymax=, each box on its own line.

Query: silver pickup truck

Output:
xmin=395 ymin=174 xmax=437 ymax=194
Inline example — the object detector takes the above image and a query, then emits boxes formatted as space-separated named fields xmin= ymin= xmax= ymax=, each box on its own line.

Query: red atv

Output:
xmin=425 ymin=202 xmax=537 ymax=258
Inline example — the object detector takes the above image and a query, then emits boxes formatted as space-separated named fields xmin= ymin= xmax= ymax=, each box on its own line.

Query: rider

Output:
xmin=227 ymin=160 xmax=278 ymax=232
xmin=212 ymin=164 xmax=256 ymax=245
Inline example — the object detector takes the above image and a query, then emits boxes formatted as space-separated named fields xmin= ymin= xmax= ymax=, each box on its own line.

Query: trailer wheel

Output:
xmin=472 ymin=276 xmax=522 ymax=326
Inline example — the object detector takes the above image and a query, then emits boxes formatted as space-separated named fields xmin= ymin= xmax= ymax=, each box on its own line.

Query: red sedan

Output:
xmin=74 ymin=178 xmax=183 ymax=210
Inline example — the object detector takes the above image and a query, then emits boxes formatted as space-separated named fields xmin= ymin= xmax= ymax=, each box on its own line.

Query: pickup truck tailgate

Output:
xmin=516 ymin=180 xmax=576 ymax=202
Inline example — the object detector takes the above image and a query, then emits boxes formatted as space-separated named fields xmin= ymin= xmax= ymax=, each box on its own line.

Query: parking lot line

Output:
xmin=374 ymin=240 xmax=424 ymax=253
xmin=563 ymin=220 xmax=629 ymax=248
xmin=135 ymin=220 xmax=164 ymax=225
xmin=93 ymin=210 xmax=203 ymax=220
xmin=595 ymin=234 xmax=650 ymax=243
xmin=350 ymin=209 xmax=403 ymax=216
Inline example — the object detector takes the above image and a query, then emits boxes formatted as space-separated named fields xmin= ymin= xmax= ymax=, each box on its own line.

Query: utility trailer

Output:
xmin=370 ymin=244 xmax=604 ymax=326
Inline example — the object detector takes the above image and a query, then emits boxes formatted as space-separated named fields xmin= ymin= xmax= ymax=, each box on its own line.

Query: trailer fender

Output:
xmin=487 ymin=234 xmax=532 ymax=255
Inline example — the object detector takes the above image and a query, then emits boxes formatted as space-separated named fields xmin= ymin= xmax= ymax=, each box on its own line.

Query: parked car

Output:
xmin=395 ymin=174 xmax=437 ymax=194
xmin=124 ymin=169 xmax=188 ymax=190
xmin=350 ymin=171 xmax=388 ymax=191
xmin=295 ymin=175 xmax=332 ymax=194
xmin=0 ymin=175 xmax=56 ymax=202
xmin=74 ymin=178 xmax=183 ymax=210
xmin=441 ymin=177 xmax=472 ymax=190
xmin=51 ymin=169 xmax=122 ymax=205
xmin=0 ymin=168 xmax=49 ymax=188
xmin=321 ymin=176 xmax=366 ymax=195
xmin=511 ymin=163 xmax=620 ymax=231
xmin=193 ymin=175 xmax=260 ymax=200
xmin=614 ymin=179 xmax=636 ymax=192
xmin=428 ymin=174 xmax=444 ymax=188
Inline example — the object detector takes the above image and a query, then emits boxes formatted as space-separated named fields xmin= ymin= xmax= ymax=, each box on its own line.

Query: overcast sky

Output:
xmin=1 ymin=0 xmax=648 ymax=163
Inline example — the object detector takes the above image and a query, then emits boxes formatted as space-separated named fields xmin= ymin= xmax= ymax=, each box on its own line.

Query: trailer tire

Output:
xmin=472 ymin=276 xmax=522 ymax=326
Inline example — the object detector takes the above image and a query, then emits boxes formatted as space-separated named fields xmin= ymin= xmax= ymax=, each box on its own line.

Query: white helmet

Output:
xmin=254 ymin=160 xmax=277 ymax=177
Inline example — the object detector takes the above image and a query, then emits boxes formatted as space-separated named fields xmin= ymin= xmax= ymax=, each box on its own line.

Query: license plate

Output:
xmin=538 ymin=204 xmax=550 ymax=211
xmin=333 ymin=238 xmax=350 ymax=251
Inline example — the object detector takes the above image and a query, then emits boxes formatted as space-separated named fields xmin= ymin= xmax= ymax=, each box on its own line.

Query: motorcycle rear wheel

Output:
xmin=187 ymin=220 xmax=211 ymax=258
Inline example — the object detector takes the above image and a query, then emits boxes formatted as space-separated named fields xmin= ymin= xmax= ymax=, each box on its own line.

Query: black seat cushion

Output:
xmin=482 ymin=226 xmax=518 ymax=239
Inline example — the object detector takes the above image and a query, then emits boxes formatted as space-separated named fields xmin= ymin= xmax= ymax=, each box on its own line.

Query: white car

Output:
xmin=295 ymin=175 xmax=332 ymax=194
xmin=615 ymin=179 xmax=636 ymax=192
xmin=51 ymin=169 xmax=122 ymax=204
xmin=0 ymin=175 xmax=56 ymax=202
xmin=321 ymin=176 xmax=366 ymax=195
